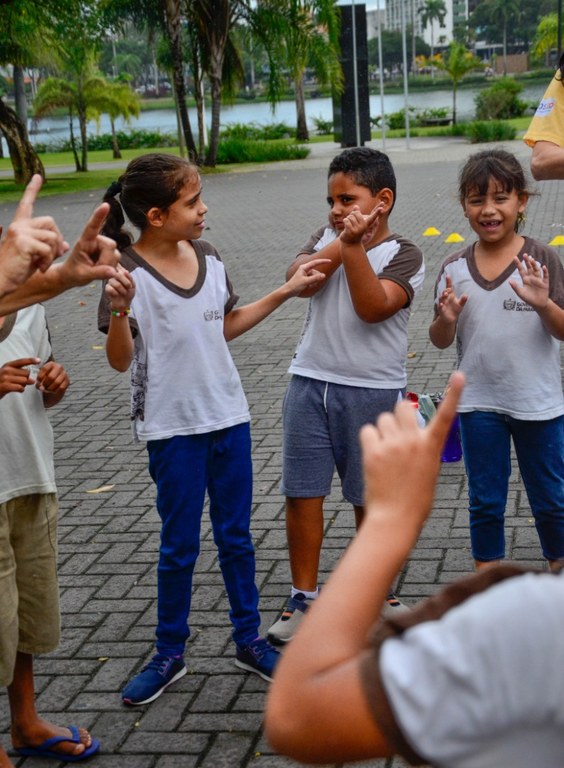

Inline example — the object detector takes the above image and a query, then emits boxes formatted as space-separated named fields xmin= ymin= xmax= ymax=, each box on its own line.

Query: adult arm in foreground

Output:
xmin=0 ymin=203 xmax=119 ymax=314
xmin=265 ymin=372 xmax=464 ymax=764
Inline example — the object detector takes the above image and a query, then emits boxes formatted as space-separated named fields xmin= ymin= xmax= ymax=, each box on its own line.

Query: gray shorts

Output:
xmin=0 ymin=493 xmax=60 ymax=686
xmin=281 ymin=375 xmax=404 ymax=506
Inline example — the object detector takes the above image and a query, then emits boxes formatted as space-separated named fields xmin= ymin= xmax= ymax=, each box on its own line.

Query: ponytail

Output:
xmin=102 ymin=179 xmax=133 ymax=251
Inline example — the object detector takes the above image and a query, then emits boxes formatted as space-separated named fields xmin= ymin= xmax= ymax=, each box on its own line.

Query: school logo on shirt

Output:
xmin=503 ymin=298 xmax=534 ymax=312
xmin=534 ymin=98 xmax=556 ymax=117
xmin=203 ymin=309 xmax=223 ymax=321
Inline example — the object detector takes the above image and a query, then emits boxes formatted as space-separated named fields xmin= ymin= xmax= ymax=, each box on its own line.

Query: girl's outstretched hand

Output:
xmin=284 ymin=258 xmax=331 ymax=296
xmin=360 ymin=371 xmax=464 ymax=531
xmin=437 ymin=274 xmax=468 ymax=323
xmin=509 ymin=253 xmax=549 ymax=310
xmin=105 ymin=265 xmax=136 ymax=310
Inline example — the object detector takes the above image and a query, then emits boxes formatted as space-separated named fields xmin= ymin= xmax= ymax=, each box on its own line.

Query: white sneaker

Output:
xmin=267 ymin=593 xmax=314 ymax=645
xmin=381 ymin=592 xmax=410 ymax=619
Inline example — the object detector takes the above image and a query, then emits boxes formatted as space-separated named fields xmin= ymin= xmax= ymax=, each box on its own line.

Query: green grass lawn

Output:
xmin=0 ymin=147 xmax=234 ymax=202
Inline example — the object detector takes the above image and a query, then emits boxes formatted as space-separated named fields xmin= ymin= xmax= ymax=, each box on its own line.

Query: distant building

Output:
xmin=366 ymin=7 xmax=386 ymax=39
xmin=382 ymin=0 xmax=479 ymax=49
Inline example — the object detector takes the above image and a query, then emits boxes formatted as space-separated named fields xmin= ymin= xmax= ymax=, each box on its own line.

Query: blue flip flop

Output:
xmin=15 ymin=725 xmax=100 ymax=762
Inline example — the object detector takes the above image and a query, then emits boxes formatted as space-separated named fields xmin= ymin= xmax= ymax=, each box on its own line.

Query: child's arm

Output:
xmin=265 ymin=373 xmax=465 ymax=764
xmin=105 ymin=267 xmax=136 ymax=372
xmin=339 ymin=205 xmax=408 ymax=323
xmin=36 ymin=360 xmax=69 ymax=408
xmin=509 ymin=254 xmax=564 ymax=340
xmin=223 ymin=258 xmax=329 ymax=341
xmin=286 ymin=238 xmax=343 ymax=298
xmin=429 ymin=274 xmax=468 ymax=348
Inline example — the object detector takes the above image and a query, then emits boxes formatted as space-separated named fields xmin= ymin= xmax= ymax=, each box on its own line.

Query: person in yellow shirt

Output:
xmin=524 ymin=53 xmax=564 ymax=180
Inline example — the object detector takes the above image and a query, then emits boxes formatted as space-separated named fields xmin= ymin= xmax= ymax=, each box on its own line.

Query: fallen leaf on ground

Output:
xmin=86 ymin=484 xmax=115 ymax=494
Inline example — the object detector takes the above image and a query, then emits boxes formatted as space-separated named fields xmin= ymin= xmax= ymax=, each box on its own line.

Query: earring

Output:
xmin=517 ymin=211 xmax=525 ymax=228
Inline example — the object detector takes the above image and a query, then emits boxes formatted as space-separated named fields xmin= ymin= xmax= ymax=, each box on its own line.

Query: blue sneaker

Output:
xmin=122 ymin=653 xmax=187 ymax=706
xmin=235 ymin=637 xmax=280 ymax=682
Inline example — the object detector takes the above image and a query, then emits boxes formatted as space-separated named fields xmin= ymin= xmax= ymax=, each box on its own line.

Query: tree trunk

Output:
xmin=78 ymin=101 xmax=88 ymax=172
xmin=0 ymin=98 xmax=44 ymax=184
xmin=452 ymin=83 xmax=457 ymax=125
xmin=110 ymin=117 xmax=121 ymax=159
xmin=68 ymin=114 xmax=81 ymax=173
xmin=164 ymin=0 xmax=197 ymax=161
xmin=205 ymin=65 xmax=222 ymax=167
xmin=13 ymin=65 xmax=28 ymax=140
xmin=295 ymin=76 xmax=309 ymax=141
xmin=193 ymin=72 xmax=206 ymax=165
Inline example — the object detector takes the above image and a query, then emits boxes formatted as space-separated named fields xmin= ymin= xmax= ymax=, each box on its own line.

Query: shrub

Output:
xmin=33 ymin=129 xmax=177 ymax=153
xmin=215 ymin=138 xmax=309 ymax=164
xmin=465 ymin=121 xmax=517 ymax=143
xmin=311 ymin=115 xmax=333 ymax=135
xmin=219 ymin=122 xmax=293 ymax=141
xmin=372 ymin=107 xmax=418 ymax=130
xmin=474 ymin=78 xmax=528 ymax=121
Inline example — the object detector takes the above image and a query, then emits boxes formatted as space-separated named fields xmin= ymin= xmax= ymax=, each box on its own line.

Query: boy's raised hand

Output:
xmin=340 ymin=204 xmax=383 ymax=245
xmin=0 ymin=357 xmax=39 ymax=398
xmin=437 ymin=274 xmax=468 ymax=322
xmin=360 ymin=371 xmax=464 ymax=532
xmin=509 ymin=254 xmax=549 ymax=310
xmin=283 ymin=258 xmax=330 ymax=297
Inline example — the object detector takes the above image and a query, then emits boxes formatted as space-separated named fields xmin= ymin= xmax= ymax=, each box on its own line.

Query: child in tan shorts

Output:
xmin=0 ymin=304 xmax=99 ymax=764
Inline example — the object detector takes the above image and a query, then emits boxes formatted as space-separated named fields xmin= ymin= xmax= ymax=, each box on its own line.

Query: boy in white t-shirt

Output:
xmin=268 ymin=147 xmax=424 ymax=645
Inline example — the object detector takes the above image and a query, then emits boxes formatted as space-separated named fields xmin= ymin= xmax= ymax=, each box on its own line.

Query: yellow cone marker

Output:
xmin=423 ymin=227 xmax=441 ymax=236
xmin=549 ymin=235 xmax=564 ymax=246
xmin=445 ymin=232 xmax=465 ymax=243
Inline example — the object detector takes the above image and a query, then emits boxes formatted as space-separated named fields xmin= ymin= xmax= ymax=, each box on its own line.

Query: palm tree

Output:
xmin=95 ymin=81 xmax=141 ymax=159
xmin=255 ymin=0 xmax=342 ymax=142
xmin=431 ymin=42 xmax=483 ymax=124
xmin=418 ymin=0 xmax=447 ymax=78
xmin=0 ymin=1 xmax=52 ymax=182
xmin=531 ymin=13 xmax=559 ymax=64
xmin=100 ymin=0 xmax=198 ymax=160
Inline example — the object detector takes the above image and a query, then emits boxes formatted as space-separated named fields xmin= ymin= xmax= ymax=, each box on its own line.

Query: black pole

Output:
xmin=559 ymin=0 xmax=563 ymax=59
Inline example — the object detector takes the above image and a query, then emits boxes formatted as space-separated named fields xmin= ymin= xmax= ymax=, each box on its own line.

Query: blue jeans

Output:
xmin=147 ymin=423 xmax=260 ymax=655
xmin=459 ymin=411 xmax=564 ymax=562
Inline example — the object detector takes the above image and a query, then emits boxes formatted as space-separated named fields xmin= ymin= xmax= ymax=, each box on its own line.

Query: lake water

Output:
xmin=25 ymin=82 xmax=548 ymax=147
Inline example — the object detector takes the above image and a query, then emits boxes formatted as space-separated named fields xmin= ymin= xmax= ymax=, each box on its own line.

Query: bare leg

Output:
xmin=286 ymin=497 xmax=325 ymax=592
xmin=0 ymin=745 xmax=14 ymax=768
xmin=9 ymin=652 xmax=93 ymax=758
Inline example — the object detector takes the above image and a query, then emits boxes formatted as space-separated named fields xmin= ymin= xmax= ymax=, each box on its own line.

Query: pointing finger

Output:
xmin=13 ymin=174 xmax=43 ymax=221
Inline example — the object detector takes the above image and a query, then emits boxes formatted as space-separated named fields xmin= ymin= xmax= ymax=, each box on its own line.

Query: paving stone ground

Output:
xmin=1 ymin=136 xmax=563 ymax=767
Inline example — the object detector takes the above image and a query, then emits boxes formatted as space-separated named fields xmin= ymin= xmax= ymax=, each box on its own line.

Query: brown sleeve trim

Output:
xmin=359 ymin=649 xmax=427 ymax=765
xmin=360 ymin=563 xmax=544 ymax=765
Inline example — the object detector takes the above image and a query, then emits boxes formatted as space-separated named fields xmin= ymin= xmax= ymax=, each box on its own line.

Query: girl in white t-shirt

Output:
xmin=98 ymin=153 xmax=327 ymax=706
xmin=430 ymin=148 xmax=564 ymax=570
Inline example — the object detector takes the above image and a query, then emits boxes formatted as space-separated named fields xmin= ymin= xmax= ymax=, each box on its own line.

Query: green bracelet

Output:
xmin=111 ymin=308 xmax=131 ymax=317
